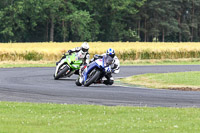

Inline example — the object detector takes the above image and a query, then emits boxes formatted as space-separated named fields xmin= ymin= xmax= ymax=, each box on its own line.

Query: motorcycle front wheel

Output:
xmin=54 ymin=65 xmax=70 ymax=80
xmin=84 ymin=69 xmax=101 ymax=87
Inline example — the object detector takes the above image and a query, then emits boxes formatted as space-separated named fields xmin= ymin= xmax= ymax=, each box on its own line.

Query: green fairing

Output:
xmin=64 ymin=53 xmax=83 ymax=70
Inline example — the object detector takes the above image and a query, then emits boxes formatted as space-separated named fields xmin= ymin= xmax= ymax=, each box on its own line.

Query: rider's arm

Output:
xmin=90 ymin=54 xmax=103 ymax=63
xmin=112 ymin=56 xmax=120 ymax=74
xmin=85 ymin=54 xmax=90 ymax=65
xmin=68 ymin=47 xmax=81 ymax=54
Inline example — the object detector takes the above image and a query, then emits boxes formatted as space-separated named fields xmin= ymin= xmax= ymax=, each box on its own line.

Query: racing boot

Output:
xmin=103 ymin=73 xmax=114 ymax=85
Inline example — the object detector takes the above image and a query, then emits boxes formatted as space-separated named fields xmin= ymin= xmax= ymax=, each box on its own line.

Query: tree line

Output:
xmin=0 ymin=0 xmax=200 ymax=42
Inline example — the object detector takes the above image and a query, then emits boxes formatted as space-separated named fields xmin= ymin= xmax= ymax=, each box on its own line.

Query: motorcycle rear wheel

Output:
xmin=75 ymin=78 xmax=82 ymax=86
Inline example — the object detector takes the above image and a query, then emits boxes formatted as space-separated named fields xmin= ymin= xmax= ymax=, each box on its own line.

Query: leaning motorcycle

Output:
xmin=76 ymin=55 xmax=113 ymax=87
xmin=54 ymin=53 xmax=82 ymax=80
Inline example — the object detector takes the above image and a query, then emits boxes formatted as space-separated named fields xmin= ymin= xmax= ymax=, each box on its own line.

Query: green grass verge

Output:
xmin=1 ymin=59 xmax=200 ymax=68
xmin=0 ymin=63 xmax=55 ymax=68
xmin=120 ymin=72 xmax=200 ymax=90
xmin=121 ymin=58 xmax=200 ymax=65
xmin=0 ymin=61 xmax=55 ymax=68
xmin=0 ymin=101 xmax=200 ymax=133
xmin=122 ymin=61 xmax=200 ymax=66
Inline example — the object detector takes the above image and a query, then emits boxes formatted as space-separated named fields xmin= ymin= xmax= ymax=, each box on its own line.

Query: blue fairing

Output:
xmin=83 ymin=61 xmax=102 ymax=82
xmin=102 ymin=56 xmax=105 ymax=69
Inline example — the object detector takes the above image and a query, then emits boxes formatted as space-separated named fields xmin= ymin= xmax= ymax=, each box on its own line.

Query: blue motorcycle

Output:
xmin=76 ymin=55 xmax=113 ymax=87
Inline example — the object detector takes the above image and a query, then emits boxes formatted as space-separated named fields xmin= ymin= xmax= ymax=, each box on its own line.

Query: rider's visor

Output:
xmin=109 ymin=54 xmax=115 ymax=58
xmin=82 ymin=48 xmax=88 ymax=52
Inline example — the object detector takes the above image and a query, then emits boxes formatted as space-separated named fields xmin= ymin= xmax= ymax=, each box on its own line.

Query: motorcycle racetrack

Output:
xmin=0 ymin=65 xmax=200 ymax=107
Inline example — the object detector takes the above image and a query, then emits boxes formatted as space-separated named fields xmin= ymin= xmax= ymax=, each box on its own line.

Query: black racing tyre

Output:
xmin=84 ymin=69 xmax=101 ymax=87
xmin=54 ymin=65 xmax=70 ymax=80
xmin=110 ymin=80 xmax=114 ymax=85
xmin=75 ymin=78 xmax=82 ymax=86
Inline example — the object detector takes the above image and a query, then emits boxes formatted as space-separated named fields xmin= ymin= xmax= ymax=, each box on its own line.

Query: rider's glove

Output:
xmin=93 ymin=54 xmax=99 ymax=59
xmin=111 ymin=69 xmax=115 ymax=73
xmin=68 ymin=50 xmax=72 ymax=55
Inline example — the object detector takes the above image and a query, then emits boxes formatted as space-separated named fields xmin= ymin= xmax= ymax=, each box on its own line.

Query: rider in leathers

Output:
xmin=56 ymin=42 xmax=90 ymax=74
xmin=92 ymin=48 xmax=120 ymax=85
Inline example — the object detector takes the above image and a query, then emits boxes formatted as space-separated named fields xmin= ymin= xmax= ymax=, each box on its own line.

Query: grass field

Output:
xmin=1 ymin=42 xmax=200 ymax=61
xmin=0 ymin=102 xmax=200 ymax=133
xmin=1 ymin=42 xmax=200 ymax=53
xmin=121 ymin=71 xmax=200 ymax=91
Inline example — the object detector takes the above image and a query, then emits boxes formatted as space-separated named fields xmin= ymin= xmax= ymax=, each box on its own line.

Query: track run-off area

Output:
xmin=0 ymin=65 xmax=200 ymax=107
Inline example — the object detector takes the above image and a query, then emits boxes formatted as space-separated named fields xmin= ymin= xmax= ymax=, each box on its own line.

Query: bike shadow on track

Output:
xmin=53 ymin=78 xmax=114 ymax=88
xmin=53 ymin=78 xmax=76 ymax=81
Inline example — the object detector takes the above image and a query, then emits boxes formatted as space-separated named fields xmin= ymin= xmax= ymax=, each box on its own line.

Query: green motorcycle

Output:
xmin=54 ymin=53 xmax=83 ymax=80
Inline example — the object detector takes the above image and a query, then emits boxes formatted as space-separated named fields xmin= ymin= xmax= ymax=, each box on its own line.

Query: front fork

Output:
xmin=79 ymin=69 xmax=86 ymax=84
xmin=54 ymin=59 xmax=66 ymax=76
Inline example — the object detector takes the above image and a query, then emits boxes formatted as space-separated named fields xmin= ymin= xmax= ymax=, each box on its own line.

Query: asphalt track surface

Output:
xmin=0 ymin=65 xmax=200 ymax=107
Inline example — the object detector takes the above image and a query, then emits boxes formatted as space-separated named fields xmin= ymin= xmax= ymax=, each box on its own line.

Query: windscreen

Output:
xmin=104 ymin=55 xmax=113 ymax=66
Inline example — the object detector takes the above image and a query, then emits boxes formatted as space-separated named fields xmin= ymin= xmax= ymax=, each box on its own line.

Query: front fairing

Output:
xmin=55 ymin=58 xmax=68 ymax=76
xmin=82 ymin=61 xmax=99 ymax=83
xmin=82 ymin=56 xmax=112 ymax=83
xmin=66 ymin=53 xmax=82 ymax=69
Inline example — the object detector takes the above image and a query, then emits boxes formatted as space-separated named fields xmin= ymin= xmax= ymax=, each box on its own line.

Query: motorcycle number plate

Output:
xmin=105 ymin=67 xmax=111 ymax=72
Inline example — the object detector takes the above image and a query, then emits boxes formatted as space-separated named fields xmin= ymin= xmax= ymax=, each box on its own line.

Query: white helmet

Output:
xmin=81 ymin=42 xmax=89 ymax=53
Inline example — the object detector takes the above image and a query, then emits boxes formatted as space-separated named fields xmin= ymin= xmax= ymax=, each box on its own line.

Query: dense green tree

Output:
xmin=2 ymin=0 xmax=200 ymax=42
xmin=136 ymin=0 xmax=200 ymax=42
xmin=87 ymin=0 xmax=144 ymax=41
xmin=0 ymin=0 xmax=25 ymax=42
